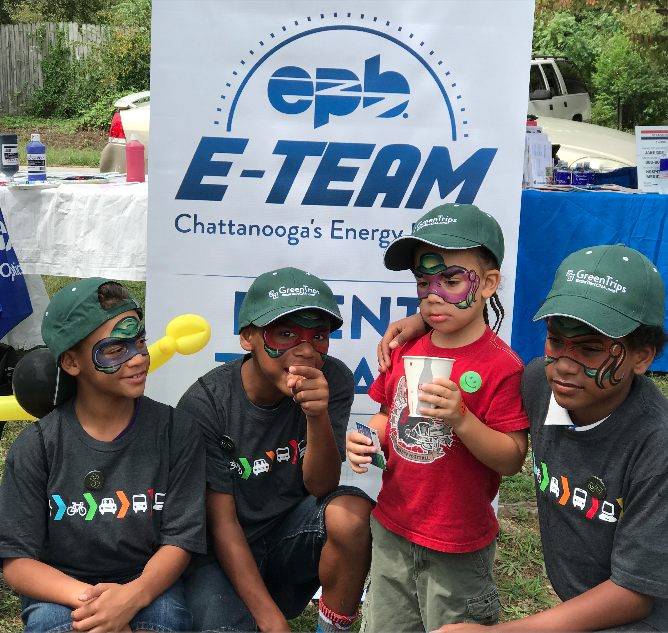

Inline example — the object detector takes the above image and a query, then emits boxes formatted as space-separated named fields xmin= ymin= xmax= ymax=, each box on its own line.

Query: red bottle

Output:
xmin=126 ymin=134 xmax=145 ymax=183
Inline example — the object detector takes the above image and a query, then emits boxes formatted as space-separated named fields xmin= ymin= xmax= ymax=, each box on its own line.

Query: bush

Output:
xmin=80 ymin=88 xmax=139 ymax=129
xmin=26 ymin=0 xmax=151 ymax=128
xmin=27 ymin=27 xmax=84 ymax=117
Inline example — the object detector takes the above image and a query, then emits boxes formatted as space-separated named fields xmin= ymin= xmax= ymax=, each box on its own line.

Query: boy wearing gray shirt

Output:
xmin=437 ymin=245 xmax=668 ymax=632
xmin=0 ymin=278 xmax=206 ymax=632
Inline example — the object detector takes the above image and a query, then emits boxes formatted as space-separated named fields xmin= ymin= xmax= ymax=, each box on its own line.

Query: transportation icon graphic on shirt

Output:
xmin=67 ymin=501 xmax=87 ymax=516
xmin=132 ymin=494 xmax=148 ymax=512
xmin=99 ymin=498 xmax=118 ymax=514
xmin=276 ymin=447 xmax=290 ymax=462
xmin=253 ymin=459 xmax=270 ymax=475
xmin=572 ymin=488 xmax=587 ymax=510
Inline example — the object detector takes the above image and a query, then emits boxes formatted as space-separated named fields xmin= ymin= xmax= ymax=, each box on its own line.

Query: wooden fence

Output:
xmin=0 ymin=22 xmax=107 ymax=116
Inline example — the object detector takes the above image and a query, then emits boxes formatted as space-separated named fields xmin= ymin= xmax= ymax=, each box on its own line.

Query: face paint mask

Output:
xmin=413 ymin=252 xmax=480 ymax=309
xmin=92 ymin=316 xmax=149 ymax=373
xmin=544 ymin=316 xmax=626 ymax=389
xmin=263 ymin=311 xmax=330 ymax=359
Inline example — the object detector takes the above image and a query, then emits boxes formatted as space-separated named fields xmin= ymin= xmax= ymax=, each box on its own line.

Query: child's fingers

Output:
xmin=347 ymin=430 xmax=374 ymax=448
xmin=292 ymin=387 xmax=329 ymax=403
xmin=78 ymin=584 xmax=111 ymax=602
xmin=347 ymin=452 xmax=372 ymax=473
xmin=420 ymin=379 xmax=458 ymax=393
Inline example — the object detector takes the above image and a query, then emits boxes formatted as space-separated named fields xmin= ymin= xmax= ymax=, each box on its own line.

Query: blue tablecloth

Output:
xmin=512 ymin=190 xmax=668 ymax=372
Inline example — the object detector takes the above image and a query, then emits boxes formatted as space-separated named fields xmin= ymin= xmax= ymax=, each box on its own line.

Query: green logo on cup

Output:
xmin=460 ymin=371 xmax=482 ymax=393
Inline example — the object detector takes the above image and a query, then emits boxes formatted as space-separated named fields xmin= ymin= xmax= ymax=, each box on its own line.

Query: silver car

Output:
xmin=99 ymin=91 xmax=150 ymax=174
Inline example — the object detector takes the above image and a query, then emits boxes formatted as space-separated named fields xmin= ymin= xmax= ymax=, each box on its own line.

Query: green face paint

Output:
xmin=544 ymin=317 xmax=626 ymax=389
xmin=91 ymin=316 xmax=148 ymax=374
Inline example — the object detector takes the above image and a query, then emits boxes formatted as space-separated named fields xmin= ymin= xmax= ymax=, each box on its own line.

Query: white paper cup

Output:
xmin=403 ymin=356 xmax=455 ymax=417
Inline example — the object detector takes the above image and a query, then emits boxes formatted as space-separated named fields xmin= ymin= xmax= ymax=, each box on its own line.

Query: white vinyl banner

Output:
xmin=147 ymin=0 xmax=535 ymax=498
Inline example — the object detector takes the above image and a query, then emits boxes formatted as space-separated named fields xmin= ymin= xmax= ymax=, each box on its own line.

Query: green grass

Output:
xmin=0 ymin=115 xmax=105 ymax=167
xmin=37 ymin=147 xmax=101 ymax=167
xmin=0 ymin=116 xmax=82 ymax=132
xmin=41 ymin=276 xmax=146 ymax=313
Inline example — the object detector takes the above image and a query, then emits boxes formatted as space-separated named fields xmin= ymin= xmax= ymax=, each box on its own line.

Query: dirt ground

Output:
xmin=0 ymin=126 xmax=107 ymax=151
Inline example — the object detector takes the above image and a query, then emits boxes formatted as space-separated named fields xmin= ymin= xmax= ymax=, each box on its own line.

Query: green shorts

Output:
xmin=362 ymin=515 xmax=501 ymax=632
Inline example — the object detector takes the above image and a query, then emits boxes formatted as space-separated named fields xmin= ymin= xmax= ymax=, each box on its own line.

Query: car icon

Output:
xmin=99 ymin=498 xmax=117 ymax=515
xmin=133 ymin=494 xmax=148 ymax=513
xmin=572 ymin=488 xmax=587 ymax=510
xmin=253 ymin=459 xmax=270 ymax=475
xmin=153 ymin=493 xmax=165 ymax=511
xmin=276 ymin=447 xmax=290 ymax=462
xmin=549 ymin=477 xmax=560 ymax=497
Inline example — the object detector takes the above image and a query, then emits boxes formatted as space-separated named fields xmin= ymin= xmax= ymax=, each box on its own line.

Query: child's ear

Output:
xmin=480 ymin=269 xmax=501 ymax=299
xmin=631 ymin=344 xmax=656 ymax=376
xmin=60 ymin=350 xmax=81 ymax=377
xmin=239 ymin=326 xmax=255 ymax=352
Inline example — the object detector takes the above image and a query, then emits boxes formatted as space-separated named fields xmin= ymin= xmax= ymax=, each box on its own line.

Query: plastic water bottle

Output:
xmin=659 ymin=158 xmax=668 ymax=195
xmin=584 ymin=162 xmax=595 ymax=186
xmin=0 ymin=133 xmax=19 ymax=181
xmin=554 ymin=161 xmax=572 ymax=185
xmin=572 ymin=163 xmax=588 ymax=186
xmin=26 ymin=133 xmax=46 ymax=182
xmin=126 ymin=134 xmax=145 ymax=183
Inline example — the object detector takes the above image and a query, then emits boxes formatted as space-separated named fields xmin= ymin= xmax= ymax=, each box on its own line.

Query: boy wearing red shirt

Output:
xmin=347 ymin=204 xmax=529 ymax=631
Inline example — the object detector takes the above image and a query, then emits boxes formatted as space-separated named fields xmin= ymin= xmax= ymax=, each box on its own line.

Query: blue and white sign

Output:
xmin=147 ymin=0 xmax=534 ymax=495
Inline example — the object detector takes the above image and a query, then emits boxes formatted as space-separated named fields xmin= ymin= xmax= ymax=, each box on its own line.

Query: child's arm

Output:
xmin=70 ymin=545 xmax=190 ymax=632
xmin=418 ymin=379 xmax=527 ymax=475
xmin=3 ymin=558 xmax=93 ymax=608
xmin=288 ymin=364 xmax=343 ymax=498
xmin=436 ymin=579 xmax=653 ymax=632
xmin=346 ymin=407 xmax=389 ymax=474
xmin=207 ymin=489 xmax=291 ymax=632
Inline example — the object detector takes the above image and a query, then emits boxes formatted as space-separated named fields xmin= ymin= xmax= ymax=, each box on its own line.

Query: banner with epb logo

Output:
xmin=147 ymin=0 xmax=534 ymax=495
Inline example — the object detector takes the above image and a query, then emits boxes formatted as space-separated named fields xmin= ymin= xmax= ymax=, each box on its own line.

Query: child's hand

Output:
xmin=287 ymin=365 xmax=329 ymax=420
xmin=417 ymin=378 xmax=467 ymax=428
xmin=346 ymin=430 xmax=376 ymax=473
xmin=71 ymin=582 xmax=140 ymax=632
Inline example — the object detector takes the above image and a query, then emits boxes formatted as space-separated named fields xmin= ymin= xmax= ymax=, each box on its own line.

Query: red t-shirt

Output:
xmin=368 ymin=328 xmax=529 ymax=553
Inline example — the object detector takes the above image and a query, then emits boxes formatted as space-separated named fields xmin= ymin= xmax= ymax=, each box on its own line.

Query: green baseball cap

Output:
xmin=238 ymin=267 xmax=343 ymax=331
xmin=42 ymin=277 xmax=142 ymax=361
xmin=533 ymin=244 xmax=666 ymax=337
xmin=384 ymin=203 xmax=505 ymax=271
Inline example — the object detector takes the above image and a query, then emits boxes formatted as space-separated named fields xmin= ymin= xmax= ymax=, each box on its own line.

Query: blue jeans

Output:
xmin=21 ymin=574 xmax=192 ymax=633
xmin=184 ymin=485 xmax=372 ymax=632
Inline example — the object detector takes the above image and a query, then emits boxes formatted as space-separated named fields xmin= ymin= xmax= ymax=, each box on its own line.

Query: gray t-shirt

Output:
xmin=522 ymin=358 xmax=668 ymax=630
xmin=0 ymin=396 xmax=207 ymax=580
xmin=177 ymin=354 xmax=354 ymax=545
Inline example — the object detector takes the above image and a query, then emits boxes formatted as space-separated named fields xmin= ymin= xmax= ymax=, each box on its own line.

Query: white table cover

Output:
xmin=0 ymin=182 xmax=148 ymax=281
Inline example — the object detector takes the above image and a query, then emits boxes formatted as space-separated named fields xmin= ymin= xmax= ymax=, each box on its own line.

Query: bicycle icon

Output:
xmin=67 ymin=501 xmax=87 ymax=517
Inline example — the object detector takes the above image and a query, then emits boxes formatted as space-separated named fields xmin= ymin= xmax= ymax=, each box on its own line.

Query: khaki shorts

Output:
xmin=361 ymin=515 xmax=501 ymax=632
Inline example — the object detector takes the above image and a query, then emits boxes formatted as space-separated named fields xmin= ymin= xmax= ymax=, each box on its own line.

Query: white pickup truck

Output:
xmin=529 ymin=56 xmax=591 ymax=123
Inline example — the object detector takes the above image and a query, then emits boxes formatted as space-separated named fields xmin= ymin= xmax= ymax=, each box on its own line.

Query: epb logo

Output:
xmin=268 ymin=54 xmax=409 ymax=129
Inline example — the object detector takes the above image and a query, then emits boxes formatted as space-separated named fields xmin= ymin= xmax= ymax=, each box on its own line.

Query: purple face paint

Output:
xmin=413 ymin=253 xmax=480 ymax=309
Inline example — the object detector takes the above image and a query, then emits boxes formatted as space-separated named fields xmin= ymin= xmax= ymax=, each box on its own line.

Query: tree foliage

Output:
xmin=534 ymin=5 xmax=668 ymax=129
xmin=26 ymin=0 xmax=151 ymax=127
xmin=535 ymin=1 xmax=668 ymax=50
xmin=0 ymin=0 xmax=115 ymax=23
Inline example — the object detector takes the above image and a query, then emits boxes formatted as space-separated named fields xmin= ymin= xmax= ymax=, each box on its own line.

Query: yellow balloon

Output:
xmin=148 ymin=314 xmax=211 ymax=373
xmin=0 ymin=396 xmax=37 ymax=421
xmin=0 ymin=314 xmax=212 ymax=421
